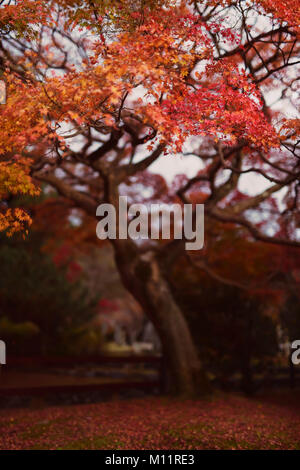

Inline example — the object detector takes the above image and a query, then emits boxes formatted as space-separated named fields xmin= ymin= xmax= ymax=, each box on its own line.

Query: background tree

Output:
xmin=0 ymin=231 xmax=100 ymax=356
xmin=169 ymin=235 xmax=283 ymax=394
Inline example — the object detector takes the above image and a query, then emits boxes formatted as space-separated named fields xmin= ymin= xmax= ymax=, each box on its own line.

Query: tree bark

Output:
xmin=111 ymin=237 xmax=210 ymax=396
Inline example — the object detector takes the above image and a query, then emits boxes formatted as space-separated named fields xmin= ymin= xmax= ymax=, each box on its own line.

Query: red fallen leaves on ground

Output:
xmin=0 ymin=392 xmax=299 ymax=450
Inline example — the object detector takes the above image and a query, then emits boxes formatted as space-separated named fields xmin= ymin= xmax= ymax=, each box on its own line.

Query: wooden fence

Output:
xmin=0 ymin=355 xmax=298 ymax=398
xmin=0 ymin=354 xmax=166 ymax=398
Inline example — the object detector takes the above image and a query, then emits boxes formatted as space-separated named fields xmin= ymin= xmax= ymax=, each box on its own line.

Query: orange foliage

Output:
xmin=0 ymin=0 xmax=298 ymax=234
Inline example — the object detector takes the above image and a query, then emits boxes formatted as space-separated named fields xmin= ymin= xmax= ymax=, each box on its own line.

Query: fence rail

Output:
xmin=7 ymin=354 xmax=163 ymax=366
xmin=0 ymin=354 xmax=165 ymax=398
xmin=0 ymin=356 xmax=298 ymax=398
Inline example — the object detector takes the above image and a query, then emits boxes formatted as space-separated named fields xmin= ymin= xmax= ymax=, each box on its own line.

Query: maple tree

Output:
xmin=0 ymin=0 xmax=299 ymax=395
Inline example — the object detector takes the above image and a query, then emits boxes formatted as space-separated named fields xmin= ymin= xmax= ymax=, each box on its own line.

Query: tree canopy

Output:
xmin=0 ymin=0 xmax=299 ymax=245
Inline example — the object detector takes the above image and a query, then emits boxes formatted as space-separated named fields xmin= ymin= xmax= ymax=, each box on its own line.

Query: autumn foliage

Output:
xmin=1 ymin=394 xmax=300 ymax=449
xmin=0 ymin=0 xmax=299 ymax=236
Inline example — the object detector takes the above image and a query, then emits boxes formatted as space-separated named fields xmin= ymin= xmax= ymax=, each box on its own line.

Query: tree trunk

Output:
xmin=102 ymin=176 xmax=210 ymax=397
xmin=111 ymin=237 xmax=210 ymax=396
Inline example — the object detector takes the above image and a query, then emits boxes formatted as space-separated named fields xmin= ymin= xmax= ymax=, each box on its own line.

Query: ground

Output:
xmin=0 ymin=392 xmax=299 ymax=450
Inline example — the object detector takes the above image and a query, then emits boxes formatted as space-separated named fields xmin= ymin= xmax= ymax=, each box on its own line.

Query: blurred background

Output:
xmin=0 ymin=182 xmax=299 ymax=408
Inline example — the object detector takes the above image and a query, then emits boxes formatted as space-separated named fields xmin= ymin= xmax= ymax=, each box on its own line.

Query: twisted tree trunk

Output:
xmin=111 ymin=237 xmax=209 ymax=396
xmin=99 ymin=174 xmax=210 ymax=396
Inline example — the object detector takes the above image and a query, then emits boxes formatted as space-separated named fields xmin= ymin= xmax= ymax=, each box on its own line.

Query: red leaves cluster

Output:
xmin=0 ymin=394 xmax=300 ymax=450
